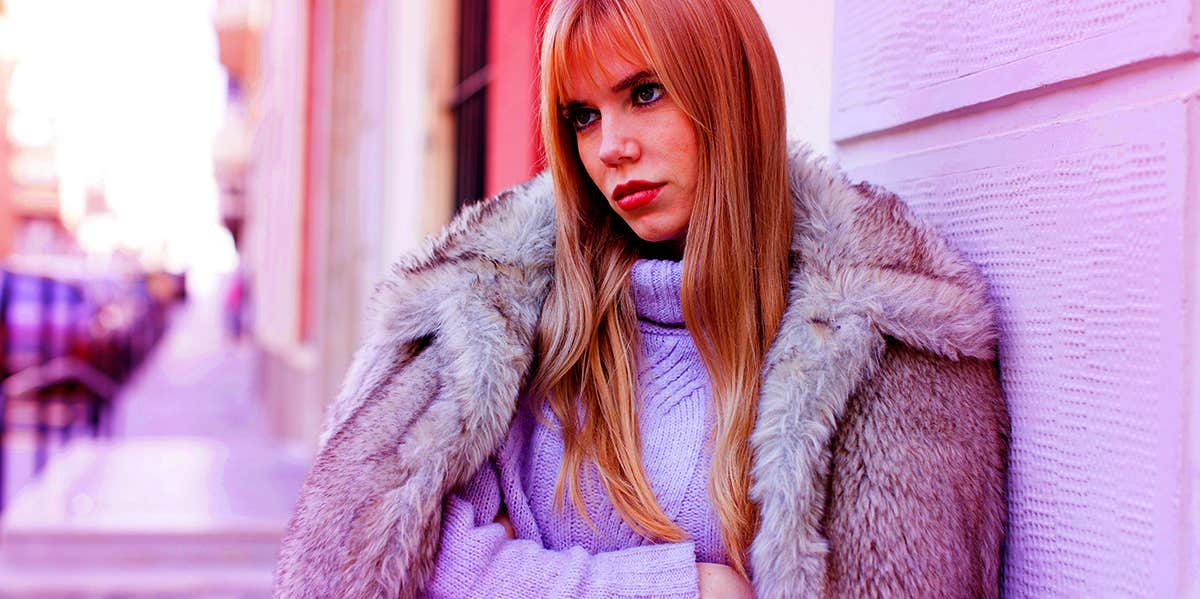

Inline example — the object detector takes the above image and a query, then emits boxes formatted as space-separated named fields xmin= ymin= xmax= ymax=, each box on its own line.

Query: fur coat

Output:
xmin=274 ymin=144 xmax=1010 ymax=598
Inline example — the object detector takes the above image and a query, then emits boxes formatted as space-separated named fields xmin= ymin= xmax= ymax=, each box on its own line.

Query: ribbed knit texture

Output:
xmin=427 ymin=259 xmax=724 ymax=598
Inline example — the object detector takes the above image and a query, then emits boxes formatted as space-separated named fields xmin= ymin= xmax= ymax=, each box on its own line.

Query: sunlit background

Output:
xmin=1 ymin=0 xmax=236 ymax=286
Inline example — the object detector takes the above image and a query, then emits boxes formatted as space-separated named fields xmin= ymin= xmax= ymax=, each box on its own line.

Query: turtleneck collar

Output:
xmin=630 ymin=259 xmax=685 ymax=327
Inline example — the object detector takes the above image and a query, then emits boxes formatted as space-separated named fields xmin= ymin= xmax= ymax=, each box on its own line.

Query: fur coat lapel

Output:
xmin=748 ymin=145 xmax=995 ymax=598
xmin=274 ymin=144 xmax=998 ymax=598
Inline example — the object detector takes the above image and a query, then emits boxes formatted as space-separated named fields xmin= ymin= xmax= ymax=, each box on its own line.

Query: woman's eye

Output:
xmin=565 ymin=109 xmax=599 ymax=130
xmin=632 ymin=83 xmax=664 ymax=105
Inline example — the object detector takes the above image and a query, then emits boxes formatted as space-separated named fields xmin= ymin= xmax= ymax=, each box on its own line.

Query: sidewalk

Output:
xmin=0 ymin=274 xmax=309 ymax=599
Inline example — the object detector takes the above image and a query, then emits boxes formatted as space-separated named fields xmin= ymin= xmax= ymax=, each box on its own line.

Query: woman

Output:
xmin=274 ymin=0 xmax=1009 ymax=597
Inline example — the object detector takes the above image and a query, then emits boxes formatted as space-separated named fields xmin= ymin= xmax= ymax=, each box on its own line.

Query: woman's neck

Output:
xmin=636 ymin=238 xmax=684 ymax=261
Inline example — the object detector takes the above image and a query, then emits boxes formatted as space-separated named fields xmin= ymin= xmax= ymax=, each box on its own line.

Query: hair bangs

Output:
xmin=547 ymin=1 xmax=657 ymax=107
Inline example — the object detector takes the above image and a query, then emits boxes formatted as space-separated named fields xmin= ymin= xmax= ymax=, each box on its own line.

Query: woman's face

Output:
xmin=562 ymin=43 xmax=699 ymax=249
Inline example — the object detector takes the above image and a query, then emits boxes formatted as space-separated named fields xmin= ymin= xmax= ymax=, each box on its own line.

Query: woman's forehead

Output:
xmin=563 ymin=57 xmax=651 ymax=100
xmin=559 ymin=36 xmax=652 ymax=101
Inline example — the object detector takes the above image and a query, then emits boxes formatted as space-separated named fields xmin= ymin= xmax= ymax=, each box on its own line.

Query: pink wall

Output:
xmin=831 ymin=0 xmax=1200 ymax=595
xmin=832 ymin=1 xmax=1196 ymax=140
xmin=485 ymin=0 xmax=546 ymax=197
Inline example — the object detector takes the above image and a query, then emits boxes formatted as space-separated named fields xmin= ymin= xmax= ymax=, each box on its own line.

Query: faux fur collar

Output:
xmin=747 ymin=145 xmax=993 ymax=597
xmin=282 ymin=143 xmax=996 ymax=599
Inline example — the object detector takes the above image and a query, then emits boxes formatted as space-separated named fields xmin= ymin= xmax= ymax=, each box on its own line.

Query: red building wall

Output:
xmin=484 ymin=0 xmax=547 ymax=197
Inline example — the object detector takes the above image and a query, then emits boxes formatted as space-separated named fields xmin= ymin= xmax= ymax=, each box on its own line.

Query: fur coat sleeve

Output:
xmin=273 ymin=145 xmax=1009 ymax=599
xmin=272 ymin=175 xmax=558 ymax=599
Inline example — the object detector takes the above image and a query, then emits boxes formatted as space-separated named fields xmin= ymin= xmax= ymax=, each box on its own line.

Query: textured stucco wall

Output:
xmin=830 ymin=0 xmax=1200 ymax=595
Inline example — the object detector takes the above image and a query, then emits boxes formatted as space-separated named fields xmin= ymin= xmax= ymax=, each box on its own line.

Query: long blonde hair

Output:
xmin=530 ymin=0 xmax=791 ymax=577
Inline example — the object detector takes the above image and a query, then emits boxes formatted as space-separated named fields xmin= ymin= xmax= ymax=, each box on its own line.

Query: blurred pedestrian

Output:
xmin=223 ymin=265 xmax=246 ymax=341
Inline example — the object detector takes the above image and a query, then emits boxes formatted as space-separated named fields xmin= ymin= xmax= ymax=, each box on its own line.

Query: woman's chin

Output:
xmin=624 ymin=219 xmax=685 ymax=243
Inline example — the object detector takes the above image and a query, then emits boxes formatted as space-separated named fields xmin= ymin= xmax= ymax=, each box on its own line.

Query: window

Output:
xmin=451 ymin=0 xmax=489 ymax=211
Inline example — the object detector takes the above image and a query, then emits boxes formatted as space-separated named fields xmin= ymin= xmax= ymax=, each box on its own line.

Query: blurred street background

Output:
xmin=0 ymin=0 xmax=1198 ymax=597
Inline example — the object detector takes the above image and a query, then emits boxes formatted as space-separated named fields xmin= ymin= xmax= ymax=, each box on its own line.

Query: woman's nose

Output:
xmin=597 ymin=118 xmax=639 ymax=166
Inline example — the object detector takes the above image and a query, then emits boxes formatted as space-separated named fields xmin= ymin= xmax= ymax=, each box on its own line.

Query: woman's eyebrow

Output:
xmin=611 ymin=70 xmax=655 ymax=93
xmin=559 ymin=70 xmax=657 ymax=108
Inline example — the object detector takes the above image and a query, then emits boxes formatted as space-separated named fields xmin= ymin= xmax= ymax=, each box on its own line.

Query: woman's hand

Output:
xmin=697 ymin=563 xmax=755 ymax=598
xmin=493 ymin=511 xmax=516 ymax=539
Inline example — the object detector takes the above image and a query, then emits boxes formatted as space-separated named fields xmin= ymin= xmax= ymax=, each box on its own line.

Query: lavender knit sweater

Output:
xmin=426 ymin=259 xmax=726 ymax=598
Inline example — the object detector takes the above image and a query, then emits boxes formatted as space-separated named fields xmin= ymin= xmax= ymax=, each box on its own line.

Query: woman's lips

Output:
xmin=613 ymin=182 xmax=666 ymax=211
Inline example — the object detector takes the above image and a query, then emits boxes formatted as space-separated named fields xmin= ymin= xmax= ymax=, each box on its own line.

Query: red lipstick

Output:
xmin=612 ymin=180 xmax=666 ymax=211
